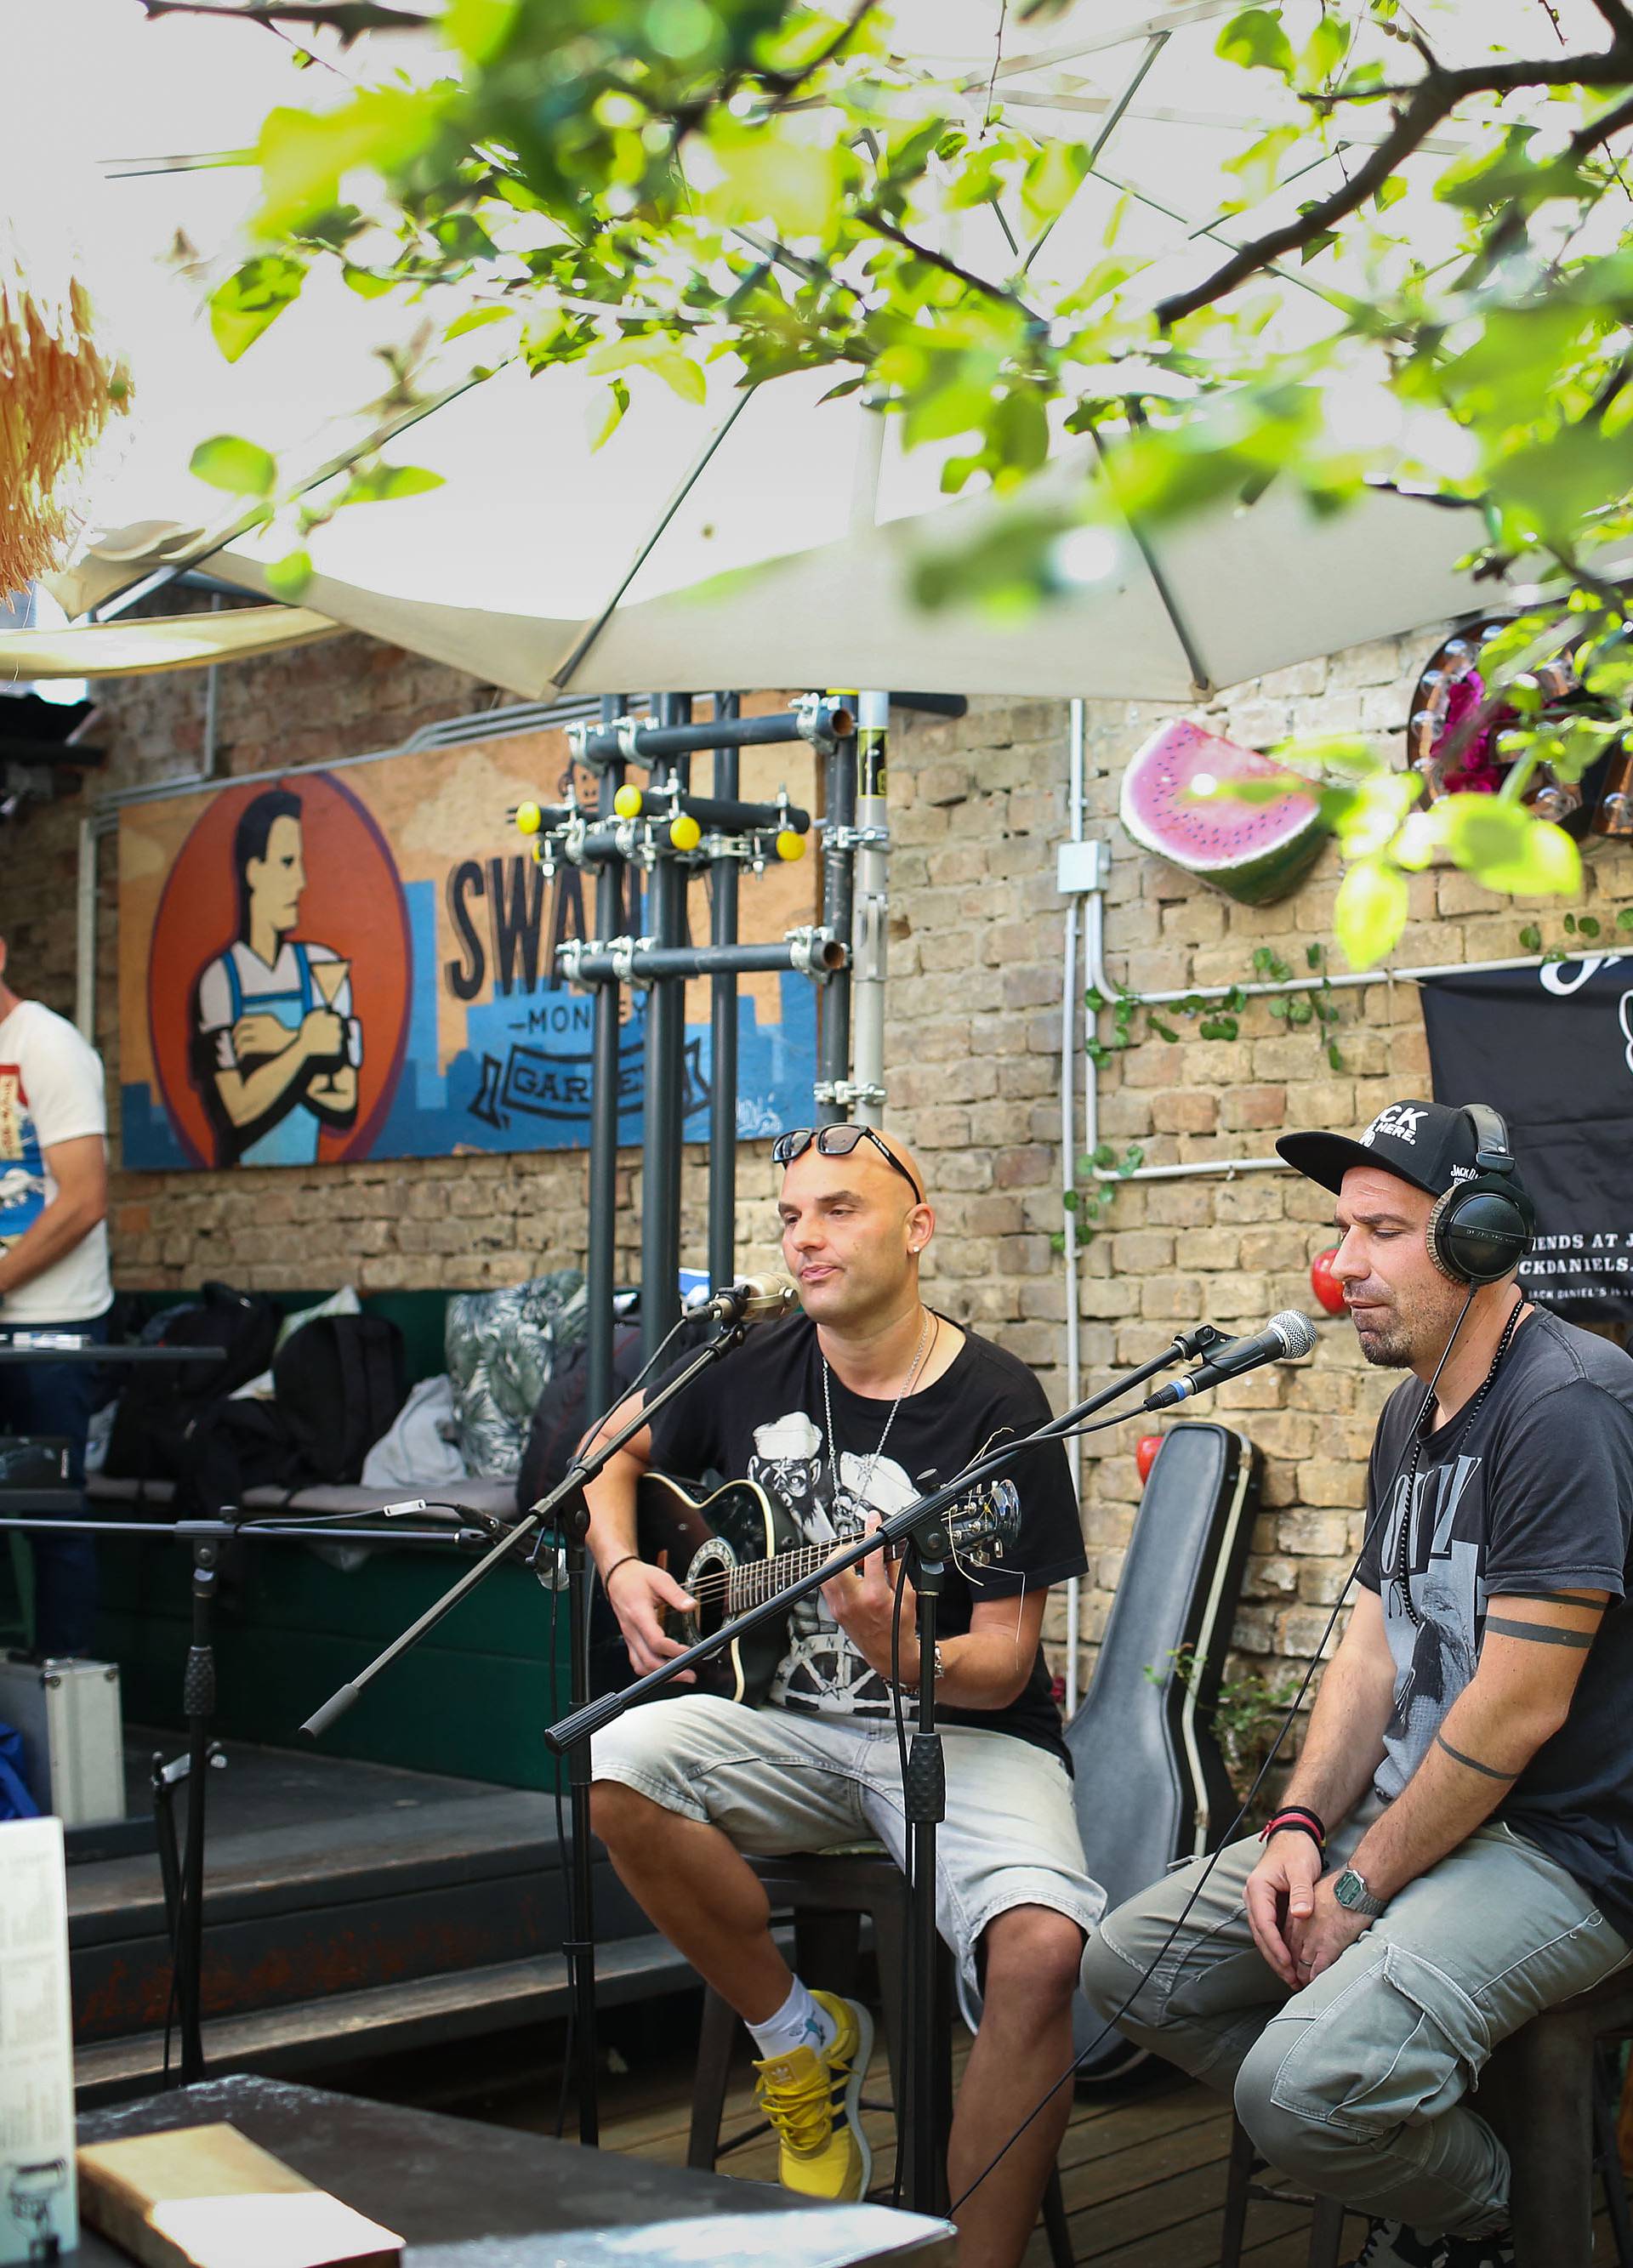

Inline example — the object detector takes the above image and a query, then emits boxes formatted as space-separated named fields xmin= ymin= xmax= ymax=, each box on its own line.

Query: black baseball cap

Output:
xmin=1277 ymin=1098 xmax=1523 ymax=1201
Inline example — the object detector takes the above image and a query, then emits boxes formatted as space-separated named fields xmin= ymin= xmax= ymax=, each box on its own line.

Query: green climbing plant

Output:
xmin=1516 ymin=906 xmax=1633 ymax=963
xmin=1145 ymin=1642 xmax=1306 ymax=1809
xmin=1084 ymin=941 xmax=1347 ymax=1076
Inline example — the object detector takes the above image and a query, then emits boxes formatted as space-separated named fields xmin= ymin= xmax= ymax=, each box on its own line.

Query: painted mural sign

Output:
xmin=118 ymin=719 xmax=819 ymax=1169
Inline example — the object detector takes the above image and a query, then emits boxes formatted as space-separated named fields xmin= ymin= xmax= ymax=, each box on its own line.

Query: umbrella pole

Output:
xmin=708 ymin=691 xmax=741 ymax=1292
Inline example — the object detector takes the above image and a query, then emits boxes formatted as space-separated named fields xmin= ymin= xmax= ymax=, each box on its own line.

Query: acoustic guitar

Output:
xmin=589 ymin=1470 xmax=1022 ymax=1706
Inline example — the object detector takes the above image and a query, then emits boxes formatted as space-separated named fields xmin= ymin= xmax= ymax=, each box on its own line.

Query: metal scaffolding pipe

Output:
xmin=889 ymin=691 xmax=968 ymax=718
xmin=816 ymin=719 xmax=857 ymax=1124
xmin=640 ymin=697 xmax=691 ymax=1362
xmin=708 ymin=691 xmax=741 ymax=1294
xmin=851 ymin=690 xmax=890 ymax=1129
xmin=563 ymin=934 xmax=845 ymax=986
xmin=585 ymin=696 xmax=626 ymax=1421
xmin=597 ymin=787 xmax=811 ymax=835
xmin=569 ymin=702 xmax=852 ymax=766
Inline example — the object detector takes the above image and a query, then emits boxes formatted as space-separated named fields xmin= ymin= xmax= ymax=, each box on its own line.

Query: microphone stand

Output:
xmin=296 ymin=1305 xmax=764 ymax=2148
xmin=542 ymin=1322 xmax=1222 ymax=2214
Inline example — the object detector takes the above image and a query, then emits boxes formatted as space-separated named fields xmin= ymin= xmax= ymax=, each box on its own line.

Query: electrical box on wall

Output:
xmin=1055 ymin=838 xmax=1106 ymax=896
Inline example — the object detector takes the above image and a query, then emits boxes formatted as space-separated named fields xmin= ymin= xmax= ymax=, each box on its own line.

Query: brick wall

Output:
xmin=10 ymin=625 xmax=1632 ymax=1715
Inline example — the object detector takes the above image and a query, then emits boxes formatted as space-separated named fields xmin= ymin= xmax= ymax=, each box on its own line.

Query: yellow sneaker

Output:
xmin=752 ymin=1989 xmax=873 ymax=2203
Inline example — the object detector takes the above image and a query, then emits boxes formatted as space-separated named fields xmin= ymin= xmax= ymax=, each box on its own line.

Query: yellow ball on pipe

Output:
xmin=613 ymin=784 xmax=645 ymax=820
xmin=515 ymin=801 xmax=542 ymax=835
xmin=775 ymin=829 xmax=805 ymax=863
xmin=670 ymin=813 xmax=703 ymax=852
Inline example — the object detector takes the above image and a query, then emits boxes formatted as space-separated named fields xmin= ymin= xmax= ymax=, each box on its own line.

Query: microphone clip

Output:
xmin=1170 ymin=1322 xmax=1226 ymax=1361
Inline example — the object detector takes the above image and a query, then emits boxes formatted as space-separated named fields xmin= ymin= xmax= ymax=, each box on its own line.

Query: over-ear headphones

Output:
xmin=1425 ymin=1104 xmax=1536 ymax=1286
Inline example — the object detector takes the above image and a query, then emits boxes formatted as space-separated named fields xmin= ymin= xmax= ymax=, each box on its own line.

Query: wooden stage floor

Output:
xmin=345 ymin=2017 xmax=1624 ymax=2266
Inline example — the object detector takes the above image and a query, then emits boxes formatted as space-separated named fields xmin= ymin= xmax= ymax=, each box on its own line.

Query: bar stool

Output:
xmin=686 ymin=1849 xmax=1074 ymax=2265
xmin=1217 ymin=1968 xmax=1633 ymax=2268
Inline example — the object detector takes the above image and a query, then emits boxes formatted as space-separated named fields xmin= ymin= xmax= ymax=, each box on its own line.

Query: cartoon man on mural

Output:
xmin=192 ymin=787 xmax=363 ymax=1167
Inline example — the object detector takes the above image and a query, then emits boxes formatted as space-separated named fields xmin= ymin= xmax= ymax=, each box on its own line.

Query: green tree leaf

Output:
xmin=189 ymin=435 xmax=278 ymax=497
xmin=1334 ymin=858 xmax=1408 ymax=969
xmin=1215 ymin=8 xmax=1295 ymax=77
xmin=264 ymin=549 xmax=315 ymax=600
xmin=1439 ymin=798 xmax=1582 ymax=895
xmin=208 ymin=256 xmax=306 ymax=363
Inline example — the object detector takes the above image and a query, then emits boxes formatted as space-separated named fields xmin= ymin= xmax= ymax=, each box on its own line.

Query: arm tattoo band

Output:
xmin=1505 ymin=1589 xmax=1605 ymax=1610
xmin=1482 ymin=1615 xmax=1593 ymax=1649
xmin=1436 ymin=1731 xmax=1519 ymax=1782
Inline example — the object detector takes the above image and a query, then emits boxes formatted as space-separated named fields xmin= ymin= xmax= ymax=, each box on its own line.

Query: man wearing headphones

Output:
xmin=1079 ymin=1098 xmax=1633 ymax=2268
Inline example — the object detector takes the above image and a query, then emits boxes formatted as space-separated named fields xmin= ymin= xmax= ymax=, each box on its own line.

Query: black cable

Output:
xmin=947 ymin=1290 xmax=1482 ymax=2216
xmin=888 ymin=1560 xmax=912 ymax=2209
xmin=548 ymin=1549 xmax=575 ymax=2141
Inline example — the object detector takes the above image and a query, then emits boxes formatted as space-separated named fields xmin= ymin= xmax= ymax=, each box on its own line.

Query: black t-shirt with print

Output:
xmin=643 ymin=1314 xmax=1086 ymax=1761
xmin=1357 ymin=1307 xmax=1633 ymax=1935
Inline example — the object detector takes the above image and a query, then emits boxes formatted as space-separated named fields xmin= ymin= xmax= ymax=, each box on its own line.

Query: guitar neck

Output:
xmin=727 ymin=1541 xmax=834 ymax=1612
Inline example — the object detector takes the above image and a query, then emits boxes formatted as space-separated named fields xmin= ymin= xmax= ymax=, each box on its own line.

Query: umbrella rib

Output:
xmin=1087 ymin=431 xmax=1213 ymax=697
xmin=89 ymin=370 xmax=493 ymax=622
xmin=550 ymin=389 xmax=756 ymax=693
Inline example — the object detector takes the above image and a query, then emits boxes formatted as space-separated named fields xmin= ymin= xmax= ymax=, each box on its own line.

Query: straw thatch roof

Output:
xmin=1 ymin=210 xmax=129 ymax=595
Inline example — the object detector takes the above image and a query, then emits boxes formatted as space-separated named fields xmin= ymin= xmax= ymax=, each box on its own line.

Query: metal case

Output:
xmin=0 ymin=1653 xmax=127 ymax=1825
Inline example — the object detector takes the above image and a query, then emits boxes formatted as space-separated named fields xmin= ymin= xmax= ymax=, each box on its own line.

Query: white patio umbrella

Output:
xmin=15 ymin=0 xmax=1620 ymax=694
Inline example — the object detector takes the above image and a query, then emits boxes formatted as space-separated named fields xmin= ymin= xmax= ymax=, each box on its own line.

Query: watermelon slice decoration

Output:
xmin=1118 ymin=719 xmax=1329 ymax=907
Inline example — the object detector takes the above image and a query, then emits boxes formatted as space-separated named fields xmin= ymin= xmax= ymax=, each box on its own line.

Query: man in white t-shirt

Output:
xmin=0 ymin=935 xmax=111 ymax=1658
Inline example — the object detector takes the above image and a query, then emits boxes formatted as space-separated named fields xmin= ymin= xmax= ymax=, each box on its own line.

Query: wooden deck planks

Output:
xmin=598 ymin=2032 xmax=1626 ymax=2265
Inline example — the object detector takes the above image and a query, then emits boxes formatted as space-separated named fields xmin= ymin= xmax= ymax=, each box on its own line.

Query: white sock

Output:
xmin=748 ymin=1977 xmax=837 ymax=2061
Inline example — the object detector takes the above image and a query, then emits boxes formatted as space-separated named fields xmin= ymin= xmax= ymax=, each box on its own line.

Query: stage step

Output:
xmin=75 ymin=1930 xmax=697 ymax=2106
xmin=71 ymin=1737 xmax=651 ymax=2046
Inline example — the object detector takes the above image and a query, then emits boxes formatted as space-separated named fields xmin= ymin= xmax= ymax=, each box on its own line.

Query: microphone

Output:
xmin=1141 ymin=1310 xmax=1317 ymax=1410
xmin=687 ymin=1270 xmax=800 ymax=1326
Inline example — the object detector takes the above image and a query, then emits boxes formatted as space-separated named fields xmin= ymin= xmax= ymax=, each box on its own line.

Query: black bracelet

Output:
xmin=600 ymin=1553 xmax=640 ymax=1594
xmin=1270 ymin=1802 xmax=1327 ymax=1840
xmin=1261 ymin=1816 xmax=1325 ymax=1858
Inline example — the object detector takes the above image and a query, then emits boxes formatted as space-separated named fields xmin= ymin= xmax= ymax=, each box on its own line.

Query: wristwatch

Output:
xmin=1331 ymin=1866 xmax=1389 ymax=1919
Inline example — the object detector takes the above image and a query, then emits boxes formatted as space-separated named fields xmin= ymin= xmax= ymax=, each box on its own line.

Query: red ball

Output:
xmin=1310 ymin=1248 xmax=1346 ymax=1316
xmin=1135 ymin=1435 xmax=1163 ymax=1485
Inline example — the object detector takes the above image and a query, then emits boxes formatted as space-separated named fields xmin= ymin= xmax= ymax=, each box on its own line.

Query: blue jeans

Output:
xmin=0 ymin=1310 xmax=109 ymax=1657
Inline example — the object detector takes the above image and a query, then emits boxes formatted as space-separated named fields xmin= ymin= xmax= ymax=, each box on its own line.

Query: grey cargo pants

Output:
xmin=1078 ymin=1814 xmax=1630 ymax=2238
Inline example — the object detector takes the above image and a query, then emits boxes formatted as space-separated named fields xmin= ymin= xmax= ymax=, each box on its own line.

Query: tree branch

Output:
xmin=137 ymin=0 xmax=428 ymax=31
xmin=859 ymin=210 xmax=1039 ymax=319
xmin=1157 ymin=44 xmax=1633 ymax=327
xmin=1157 ymin=77 xmax=1454 ymax=326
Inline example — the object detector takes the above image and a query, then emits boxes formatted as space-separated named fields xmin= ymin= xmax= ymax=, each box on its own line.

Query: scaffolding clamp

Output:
xmin=785 ymin=924 xmax=846 ymax=979
xmin=822 ymin=823 xmax=891 ymax=854
xmin=794 ymin=693 xmax=857 ymax=754
xmin=614 ymin=935 xmax=656 ymax=986
xmin=813 ymin=1077 xmax=886 ymax=1110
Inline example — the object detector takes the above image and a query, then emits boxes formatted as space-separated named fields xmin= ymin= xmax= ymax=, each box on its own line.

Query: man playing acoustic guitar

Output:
xmin=586 ymin=1126 xmax=1102 ymax=2268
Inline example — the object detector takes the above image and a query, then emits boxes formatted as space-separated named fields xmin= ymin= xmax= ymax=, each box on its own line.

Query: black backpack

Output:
xmin=104 ymin=1282 xmax=282 ymax=1490
xmin=272 ymin=1313 xmax=407 ymax=1486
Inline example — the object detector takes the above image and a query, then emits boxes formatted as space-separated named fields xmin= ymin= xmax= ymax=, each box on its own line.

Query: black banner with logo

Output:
xmin=1419 ymin=958 xmax=1633 ymax=1318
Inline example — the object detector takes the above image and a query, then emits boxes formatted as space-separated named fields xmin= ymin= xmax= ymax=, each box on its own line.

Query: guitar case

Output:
xmin=1067 ymin=1420 xmax=1260 ymax=2081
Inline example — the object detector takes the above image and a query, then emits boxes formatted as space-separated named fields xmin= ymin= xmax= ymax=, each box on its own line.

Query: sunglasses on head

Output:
xmin=772 ymin=1125 xmax=925 ymax=1208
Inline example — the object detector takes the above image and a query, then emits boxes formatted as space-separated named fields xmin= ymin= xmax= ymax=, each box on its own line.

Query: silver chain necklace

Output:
xmin=821 ymin=1308 xmax=936 ymax=1518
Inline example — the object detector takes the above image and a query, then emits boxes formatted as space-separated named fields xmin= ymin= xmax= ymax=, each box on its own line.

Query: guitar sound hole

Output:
xmin=685 ymin=1536 xmax=738 ymax=1640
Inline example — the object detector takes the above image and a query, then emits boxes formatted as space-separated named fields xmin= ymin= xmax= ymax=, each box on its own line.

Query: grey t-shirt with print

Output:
xmin=1357 ymin=1307 xmax=1633 ymax=1935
